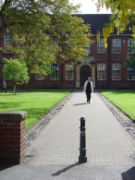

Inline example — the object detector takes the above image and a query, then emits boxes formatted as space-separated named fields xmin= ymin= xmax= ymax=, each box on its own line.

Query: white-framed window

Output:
xmin=65 ymin=65 xmax=74 ymax=80
xmin=35 ymin=75 xmax=44 ymax=81
xmin=128 ymin=39 xmax=135 ymax=54
xmin=97 ymin=39 xmax=106 ymax=54
xmin=127 ymin=67 xmax=135 ymax=80
xmin=112 ymin=39 xmax=121 ymax=54
xmin=4 ymin=34 xmax=12 ymax=53
xmin=112 ymin=63 xmax=121 ymax=80
xmin=97 ymin=63 xmax=106 ymax=80
xmin=50 ymin=63 xmax=59 ymax=80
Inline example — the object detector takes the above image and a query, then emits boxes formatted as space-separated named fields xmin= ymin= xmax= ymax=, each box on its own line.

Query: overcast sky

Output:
xmin=70 ymin=0 xmax=111 ymax=14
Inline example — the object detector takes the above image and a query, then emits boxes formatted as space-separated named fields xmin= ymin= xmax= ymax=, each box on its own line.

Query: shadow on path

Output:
xmin=0 ymin=165 xmax=16 ymax=172
xmin=74 ymin=103 xmax=87 ymax=106
xmin=121 ymin=167 xmax=135 ymax=180
xmin=52 ymin=162 xmax=81 ymax=176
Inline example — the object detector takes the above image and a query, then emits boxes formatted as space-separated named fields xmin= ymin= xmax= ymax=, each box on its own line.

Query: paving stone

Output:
xmin=24 ymin=92 xmax=135 ymax=166
xmin=1 ymin=92 xmax=135 ymax=180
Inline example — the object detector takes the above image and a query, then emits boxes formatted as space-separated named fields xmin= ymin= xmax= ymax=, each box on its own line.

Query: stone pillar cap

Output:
xmin=0 ymin=111 xmax=27 ymax=120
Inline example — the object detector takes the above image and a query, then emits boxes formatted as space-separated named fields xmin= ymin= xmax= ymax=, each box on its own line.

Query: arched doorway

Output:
xmin=80 ymin=65 xmax=91 ymax=87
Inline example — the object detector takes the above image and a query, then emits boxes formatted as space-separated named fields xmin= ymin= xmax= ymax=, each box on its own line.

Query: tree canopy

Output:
xmin=50 ymin=14 xmax=91 ymax=64
xmin=97 ymin=0 xmax=135 ymax=45
xmin=0 ymin=0 xmax=91 ymax=77
xmin=3 ymin=58 xmax=29 ymax=94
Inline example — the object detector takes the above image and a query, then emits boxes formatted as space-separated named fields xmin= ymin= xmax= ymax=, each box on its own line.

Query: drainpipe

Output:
xmin=61 ymin=64 xmax=64 ymax=89
xmin=108 ymin=37 xmax=111 ymax=89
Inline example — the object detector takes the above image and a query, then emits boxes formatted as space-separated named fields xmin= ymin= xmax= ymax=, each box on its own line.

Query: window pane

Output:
xmin=4 ymin=34 xmax=12 ymax=53
xmin=128 ymin=39 xmax=132 ymax=54
xmin=50 ymin=64 xmax=59 ymax=80
xmin=97 ymin=63 xmax=106 ymax=80
xmin=112 ymin=39 xmax=121 ymax=54
xmin=97 ymin=39 xmax=106 ymax=54
xmin=128 ymin=39 xmax=135 ymax=54
xmin=127 ymin=67 xmax=135 ymax=80
xmin=65 ymin=65 xmax=74 ymax=80
xmin=112 ymin=64 xmax=121 ymax=80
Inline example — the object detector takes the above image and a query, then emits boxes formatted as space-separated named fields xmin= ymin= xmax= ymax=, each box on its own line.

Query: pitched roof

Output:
xmin=73 ymin=14 xmax=132 ymax=35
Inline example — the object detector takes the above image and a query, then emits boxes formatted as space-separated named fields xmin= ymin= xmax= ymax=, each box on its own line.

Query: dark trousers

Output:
xmin=86 ymin=92 xmax=91 ymax=102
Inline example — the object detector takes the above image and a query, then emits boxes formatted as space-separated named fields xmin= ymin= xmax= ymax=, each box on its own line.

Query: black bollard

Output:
xmin=79 ymin=117 xmax=87 ymax=163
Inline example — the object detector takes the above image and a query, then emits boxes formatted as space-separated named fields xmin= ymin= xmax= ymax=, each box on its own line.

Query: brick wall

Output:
xmin=0 ymin=111 xmax=27 ymax=164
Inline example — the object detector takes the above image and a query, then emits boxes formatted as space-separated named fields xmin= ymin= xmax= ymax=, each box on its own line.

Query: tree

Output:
xmin=0 ymin=0 xmax=77 ymax=34
xmin=97 ymin=0 xmax=135 ymax=46
xmin=3 ymin=58 xmax=29 ymax=94
xmin=0 ymin=0 xmax=90 ymax=78
xmin=50 ymin=14 xmax=91 ymax=64
xmin=11 ymin=30 xmax=58 ymax=76
xmin=48 ymin=14 xmax=90 ymax=87
xmin=0 ymin=0 xmax=72 ymax=76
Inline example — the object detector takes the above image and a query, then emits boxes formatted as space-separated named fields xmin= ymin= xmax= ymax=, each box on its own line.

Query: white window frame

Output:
xmin=50 ymin=63 xmax=59 ymax=80
xmin=4 ymin=34 xmax=12 ymax=53
xmin=97 ymin=63 xmax=106 ymax=81
xmin=112 ymin=39 xmax=121 ymax=54
xmin=112 ymin=63 xmax=121 ymax=81
xmin=128 ymin=39 xmax=132 ymax=54
xmin=128 ymin=39 xmax=135 ymax=54
xmin=65 ymin=65 xmax=74 ymax=80
xmin=97 ymin=39 xmax=106 ymax=54
xmin=127 ymin=67 xmax=135 ymax=80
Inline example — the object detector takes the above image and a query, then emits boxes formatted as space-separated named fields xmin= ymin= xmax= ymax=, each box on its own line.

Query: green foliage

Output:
xmin=3 ymin=58 xmax=29 ymax=85
xmin=50 ymin=14 xmax=91 ymax=63
xmin=3 ymin=58 xmax=29 ymax=94
xmin=15 ymin=32 xmax=58 ymax=76
xmin=97 ymin=0 xmax=135 ymax=46
xmin=0 ymin=0 xmax=91 ymax=77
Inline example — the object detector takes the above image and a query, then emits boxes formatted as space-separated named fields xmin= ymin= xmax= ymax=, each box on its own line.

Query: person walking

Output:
xmin=83 ymin=77 xmax=94 ymax=103
xmin=1 ymin=80 xmax=7 ymax=93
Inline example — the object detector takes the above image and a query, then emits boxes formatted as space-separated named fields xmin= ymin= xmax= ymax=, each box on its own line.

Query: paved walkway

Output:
xmin=1 ymin=92 xmax=135 ymax=180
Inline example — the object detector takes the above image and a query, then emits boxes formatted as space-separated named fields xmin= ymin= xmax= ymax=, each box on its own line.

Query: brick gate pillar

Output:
xmin=0 ymin=111 xmax=27 ymax=164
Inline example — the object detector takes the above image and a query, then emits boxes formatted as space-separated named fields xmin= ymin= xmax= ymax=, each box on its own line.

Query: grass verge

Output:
xmin=0 ymin=90 xmax=70 ymax=129
xmin=101 ymin=90 xmax=135 ymax=121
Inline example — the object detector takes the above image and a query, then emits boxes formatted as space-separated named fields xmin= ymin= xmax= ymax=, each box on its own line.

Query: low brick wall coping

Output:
xmin=0 ymin=111 xmax=27 ymax=120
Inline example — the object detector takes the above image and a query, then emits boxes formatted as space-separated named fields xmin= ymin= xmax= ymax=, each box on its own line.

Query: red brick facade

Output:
xmin=0 ymin=15 xmax=135 ymax=89
xmin=91 ymin=36 xmax=135 ymax=89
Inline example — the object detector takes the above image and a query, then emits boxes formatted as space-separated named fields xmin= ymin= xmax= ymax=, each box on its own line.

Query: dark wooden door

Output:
xmin=80 ymin=65 xmax=91 ymax=87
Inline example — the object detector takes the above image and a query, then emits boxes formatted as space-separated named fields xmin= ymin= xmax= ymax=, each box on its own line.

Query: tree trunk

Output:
xmin=13 ymin=83 xmax=16 ymax=95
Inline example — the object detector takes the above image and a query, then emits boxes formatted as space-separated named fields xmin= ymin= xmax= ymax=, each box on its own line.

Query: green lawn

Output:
xmin=101 ymin=90 xmax=135 ymax=121
xmin=0 ymin=90 xmax=70 ymax=129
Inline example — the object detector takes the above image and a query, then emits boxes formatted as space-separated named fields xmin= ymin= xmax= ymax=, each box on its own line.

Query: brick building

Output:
xmin=1 ymin=14 xmax=135 ymax=89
